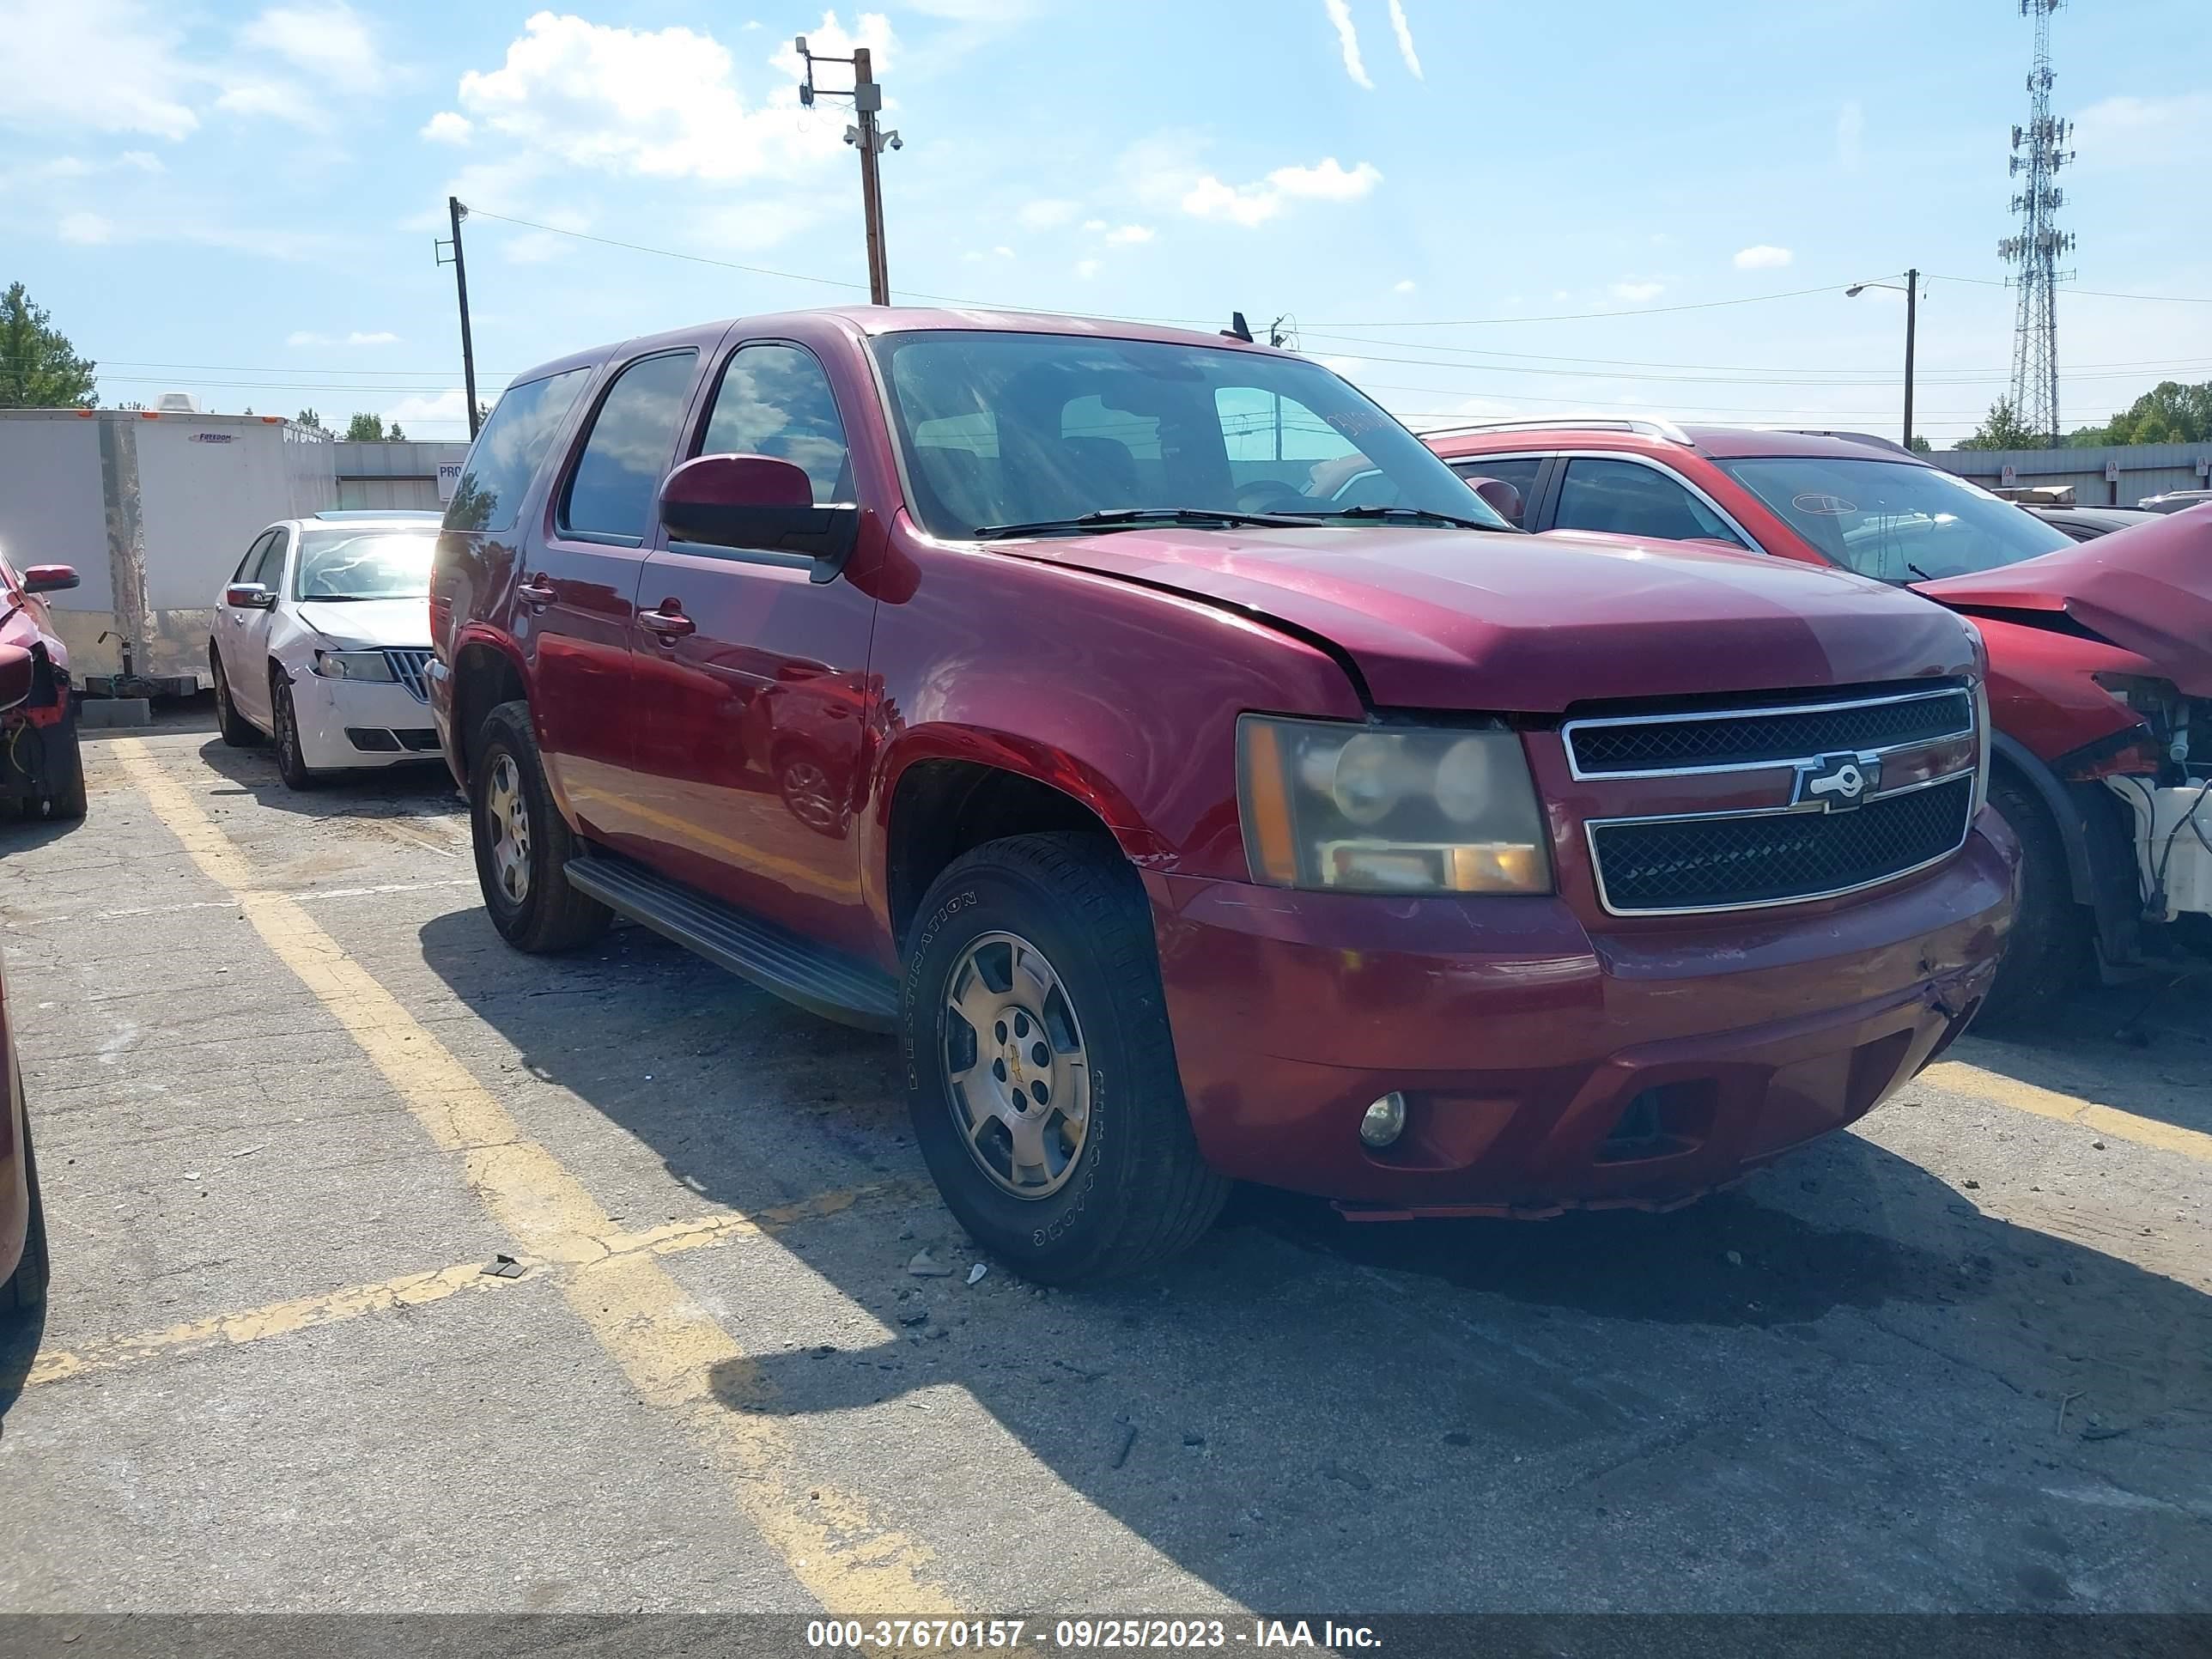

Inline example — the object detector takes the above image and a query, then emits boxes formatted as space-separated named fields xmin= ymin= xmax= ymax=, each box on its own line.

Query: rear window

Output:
xmin=443 ymin=367 xmax=593 ymax=533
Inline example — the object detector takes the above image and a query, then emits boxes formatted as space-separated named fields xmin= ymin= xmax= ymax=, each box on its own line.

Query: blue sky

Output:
xmin=3 ymin=0 xmax=2207 ymax=445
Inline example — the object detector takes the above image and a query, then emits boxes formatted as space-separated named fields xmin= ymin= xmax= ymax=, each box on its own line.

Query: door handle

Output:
xmin=515 ymin=580 xmax=556 ymax=610
xmin=639 ymin=606 xmax=696 ymax=641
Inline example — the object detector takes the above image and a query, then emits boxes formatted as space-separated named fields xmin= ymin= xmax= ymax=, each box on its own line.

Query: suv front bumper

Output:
xmin=1146 ymin=810 xmax=2018 ymax=1214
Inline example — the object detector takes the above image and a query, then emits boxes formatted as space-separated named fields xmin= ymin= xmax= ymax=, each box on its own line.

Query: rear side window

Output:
xmin=252 ymin=531 xmax=289 ymax=589
xmin=234 ymin=530 xmax=278 ymax=585
xmin=1553 ymin=458 xmax=1743 ymax=545
xmin=444 ymin=366 xmax=593 ymax=533
xmin=562 ymin=350 xmax=701 ymax=542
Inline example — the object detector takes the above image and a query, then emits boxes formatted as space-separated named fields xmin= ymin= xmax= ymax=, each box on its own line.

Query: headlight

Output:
xmin=1237 ymin=714 xmax=1552 ymax=894
xmin=313 ymin=649 xmax=395 ymax=682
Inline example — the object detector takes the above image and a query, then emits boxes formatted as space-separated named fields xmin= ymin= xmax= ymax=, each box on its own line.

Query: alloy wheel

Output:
xmin=486 ymin=753 xmax=532 ymax=907
xmin=939 ymin=930 xmax=1091 ymax=1199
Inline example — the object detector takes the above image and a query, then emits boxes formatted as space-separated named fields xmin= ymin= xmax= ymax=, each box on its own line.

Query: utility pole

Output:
xmin=797 ymin=36 xmax=901 ymax=304
xmin=434 ymin=197 xmax=482 ymax=439
xmin=1903 ymin=268 xmax=1917 ymax=449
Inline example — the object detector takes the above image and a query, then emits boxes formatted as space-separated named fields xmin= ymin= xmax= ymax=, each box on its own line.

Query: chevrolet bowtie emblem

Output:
xmin=1794 ymin=751 xmax=1881 ymax=812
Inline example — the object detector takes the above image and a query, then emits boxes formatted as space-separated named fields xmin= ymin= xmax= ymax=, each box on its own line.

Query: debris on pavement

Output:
xmin=1320 ymin=1461 xmax=1373 ymax=1492
xmin=966 ymin=1261 xmax=988 ymax=1285
xmin=482 ymin=1254 xmax=526 ymax=1279
xmin=1109 ymin=1418 xmax=1138 ymax=1469
xmin=908 ymin=1249 xmax=954 ymax=1277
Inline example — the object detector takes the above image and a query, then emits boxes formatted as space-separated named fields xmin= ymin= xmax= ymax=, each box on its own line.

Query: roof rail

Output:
xmin=1417 ymin=414 xmax=1694 ymax=446
xmin=1757 ymin=427 xmax=1917 ymax=458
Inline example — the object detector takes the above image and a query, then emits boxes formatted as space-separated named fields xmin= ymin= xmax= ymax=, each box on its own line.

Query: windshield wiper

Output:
xmin=1285 ymin=504 xmax=1511 ymax=532
xmin=1905 ymin=562 xmax=1935 ymax=582
xmin=971 ymin=507 xmax=1313 ymax=539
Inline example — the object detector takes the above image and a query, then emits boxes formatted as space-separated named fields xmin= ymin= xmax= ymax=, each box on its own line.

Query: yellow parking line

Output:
xmin=26 ymin=1178 xmax=933 ymax=1389
xmin=108 ymin=740 xmax=955 ymax=1615
xmin=1922 ymin=1060 xmax=2212 ymax=1164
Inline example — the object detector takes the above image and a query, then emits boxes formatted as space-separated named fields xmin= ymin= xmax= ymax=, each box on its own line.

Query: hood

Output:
xmin=295 ymin=598 xmax=430 ymax=649
xmin=1002 ymin=523 xmax=1977 ymax=711
xmin=1912 ymin=505 xmax=2212 ymax=696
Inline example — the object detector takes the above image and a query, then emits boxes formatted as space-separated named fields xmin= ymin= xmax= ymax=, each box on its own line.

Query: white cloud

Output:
xmin=1074 ymin=258 xmax=1101 ymax=280
xmin=384 ymin=390 xmax=470 ymax=428
xmin=1386 ymin=0 xmax=1422 ymax=79
xmin=1837 ymin=99 xmax=1864 ymax=171
xmin=992 ymin=244 xmax=1013 ymax=258
xmin=1182 ymin=156 xmax=1380 ymax=227
xmin=421 ymin=111 xmax=473 ymax=145
xmin=240 ymin=4 xmax=383 ymax=85
xmin=1104 ymin=222 xmax=1153 ymax=246
xmin=215 ymin=79 xmax=321 ymax=125
xmin=1081 ymin=217 xmax=1107 ymax=232
xmin=1018 ymin=198 xmax=1079 ymax=228
xmin=119 ymin=150 xmax=164 ymax=173
xmin=1393 ymin=277 xmax=1416 ymax=293
xmin=0 ymin=0 xmax=200 ymax=141
xmin=286 ymin=330 xmax=401 ymax=346
xmin=1321 ymin=0 xmax=1372 ymax=88
xmin=1610 ymin=279 xmax=1665 ymax=302
xmin=2073 ymin=91 xmax=2212 ymax=165
xmin=1733 ymin=244 xmax=1793 ymax=270
xmin=58 ymin=210 xmax=113 ymax=244
xmin=449 ymin=9 xmax=894 ymax=185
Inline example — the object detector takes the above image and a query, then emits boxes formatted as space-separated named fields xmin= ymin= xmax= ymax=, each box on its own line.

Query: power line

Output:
xmin=1929 ymin=272 xmax=2207 ymax=302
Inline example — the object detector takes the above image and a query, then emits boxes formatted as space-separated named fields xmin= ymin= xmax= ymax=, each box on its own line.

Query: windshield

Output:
xmin=292 ymin=528 xmax=437 ymax=601
xmin=1715 ymin=456 xmax=2074 ymax=582
xmin=873 ymin=330 xmax=1509 ymax=538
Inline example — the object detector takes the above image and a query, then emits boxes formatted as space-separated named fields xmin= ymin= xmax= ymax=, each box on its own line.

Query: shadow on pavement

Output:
xmin=191 ymin=733 xmax=459 ymax=823
xmin=1948 ymin=972 xmax=2212 ymax=1137
xmin=414 ymin=906 xmax=2212 ymax=1613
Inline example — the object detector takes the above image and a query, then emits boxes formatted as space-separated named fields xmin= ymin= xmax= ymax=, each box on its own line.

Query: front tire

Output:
xmin=901 ymin=832 xmax=1227 ymax=1285
xmin=2 ymin=1111 xmax=50 ymax=1322
xmin=211 ymin=647 xmax=262 ymax=747
xmin=1980 ymin=769 xmax=2094 ymax=1027
xmin=270 ymin=672 xmax=322 ymax=790
xmin=33 ymin=709 xmax=85 ymax=821
xmin=470 ymin=699 xmax=611 ymax=953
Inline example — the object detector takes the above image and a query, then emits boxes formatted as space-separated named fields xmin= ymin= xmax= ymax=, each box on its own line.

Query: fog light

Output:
xmin=1358 ymin=1091 xmax=1407 ymax=1148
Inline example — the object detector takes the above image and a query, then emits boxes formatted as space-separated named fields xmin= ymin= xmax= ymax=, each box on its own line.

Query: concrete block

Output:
xmin=78 ymin=697 xmax=153 ymax=730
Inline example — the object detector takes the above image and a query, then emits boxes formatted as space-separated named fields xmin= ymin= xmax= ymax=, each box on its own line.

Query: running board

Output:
xmin=564 ymin=854 xmax=897 ymax=1033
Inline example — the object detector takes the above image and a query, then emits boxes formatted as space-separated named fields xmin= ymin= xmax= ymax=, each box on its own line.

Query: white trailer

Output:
xmin=0 ymin=409 xmax=336 ymax=692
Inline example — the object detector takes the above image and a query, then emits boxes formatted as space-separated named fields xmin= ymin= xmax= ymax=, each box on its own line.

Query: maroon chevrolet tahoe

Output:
xmin=428 ymin=309 xmax=2017 ymax=1283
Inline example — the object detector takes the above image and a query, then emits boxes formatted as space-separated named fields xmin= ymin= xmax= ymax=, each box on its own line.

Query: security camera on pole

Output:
xmin=796 ymin=35 xmax=901 ymax=306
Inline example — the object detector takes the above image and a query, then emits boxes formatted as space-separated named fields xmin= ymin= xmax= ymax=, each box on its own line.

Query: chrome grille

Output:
xmin=1566 ymin=687 xmax=1973 ymax=777
xmin=385 ymin=648 xmax=434 ymax=704
xmin=1590 ymin=777 xmax=1975 ymax=915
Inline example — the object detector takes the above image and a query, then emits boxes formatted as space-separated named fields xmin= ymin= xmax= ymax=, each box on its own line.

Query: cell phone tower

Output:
xmin=1997 ymin=0 xmax=2075 ymax=443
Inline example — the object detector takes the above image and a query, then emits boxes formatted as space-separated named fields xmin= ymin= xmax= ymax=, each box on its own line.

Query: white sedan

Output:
xmin=208 ymin=512 xmax=443 ymax=788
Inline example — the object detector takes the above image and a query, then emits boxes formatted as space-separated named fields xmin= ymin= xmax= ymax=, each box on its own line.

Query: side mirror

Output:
xmin=659 ymin=454 xmax=860 ymax=580
xmin=21 ymin=564 xmax=79 ymax=594
xmin=1462 ymin=476 xmax=1523 ymax=526
xmin=225 ymin=582 xmax=278 ymax=610
xmin=0 ymin=645 xmax=32 ymax=713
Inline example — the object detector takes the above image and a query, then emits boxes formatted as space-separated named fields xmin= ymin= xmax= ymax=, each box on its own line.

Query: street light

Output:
xmin=1846 ymin=270 xmax=1919 ymax=449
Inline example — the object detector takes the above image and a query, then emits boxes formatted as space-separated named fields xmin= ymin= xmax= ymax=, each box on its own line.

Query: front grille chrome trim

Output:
xmin=383 ymin=647 xmax=434 ymax=704
xmin=1584 ymin=769 xmax=1978 ymax=917
xmin=1564 ymin=685 xmax=1973 ymax=781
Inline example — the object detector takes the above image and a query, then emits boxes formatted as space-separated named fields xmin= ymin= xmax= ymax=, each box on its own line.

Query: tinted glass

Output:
xmin=292 ymin=529 xmax=437 ymax=600
xmin=1555 ymin=458 xmax=1744 ymax=545
xmin=698 ymin=344 xmax=851 ymax=503
xmin=875 ymin=331 xmax=1507 ymax=538
xmin=1716 ymin=456 xmax=2074 ymax=580
xmin=235 ymin=531 xmax=277 ymax=585
xmin=562 ymin=351 xmax=700 ymax=541
xmin=443 ymin=366 xmax=593 ymax=534
xmin=252 ymin=531 xmax=289 ymax=588
xmin=1448 ymin=458 xmax=1542 ymax=524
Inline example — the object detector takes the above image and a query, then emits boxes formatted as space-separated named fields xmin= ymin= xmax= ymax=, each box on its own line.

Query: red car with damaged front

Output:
xmin=428 ymin=311 xmax=2016 ymax=1282
xmin=1 ymin=550 xmax=85 ymax=823
xmin=1424 ymin=420 xmax=2212 ymax=1021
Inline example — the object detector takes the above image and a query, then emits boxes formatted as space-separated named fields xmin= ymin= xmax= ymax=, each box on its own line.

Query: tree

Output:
xmin=2067 ymin=380 xmax=2212 ymax=447
xmin=1954 ymin=396 xmax=2043 ymax=451
xmin=0 ymin=282 xmax=97 ymax=408
xmin=295 ymin=407 xmax=328 ymax=434
xmin=387 ymin=422 xmax=406 ymax=442
xmin=1910 ymin=434 xmax=1933 ymax=454
xmin=343 ymin=411 xmax=387 ymax=441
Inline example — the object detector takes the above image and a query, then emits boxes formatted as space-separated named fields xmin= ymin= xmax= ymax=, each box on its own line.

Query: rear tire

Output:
xmin=211 ymin=647 xmax=262 ymax=747
xmin=1980 ymin=769 xmax=2094 ymax=1028
xmin=33 ymin=709 xmax=85 ymax=821
xmin=900 ymin=832 xmax=1228 ymax=1285
xmin=470 ymin=699 xmax=611 ymax=953
xmin=2 ymin=1111 xmax=50 ymax=1322
xmin=270 ymin=672 xmax=322 ymax=791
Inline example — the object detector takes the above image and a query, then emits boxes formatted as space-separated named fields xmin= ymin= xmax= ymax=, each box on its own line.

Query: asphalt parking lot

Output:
xmin=2 ymin=702 xmax=2208 ymax=1617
